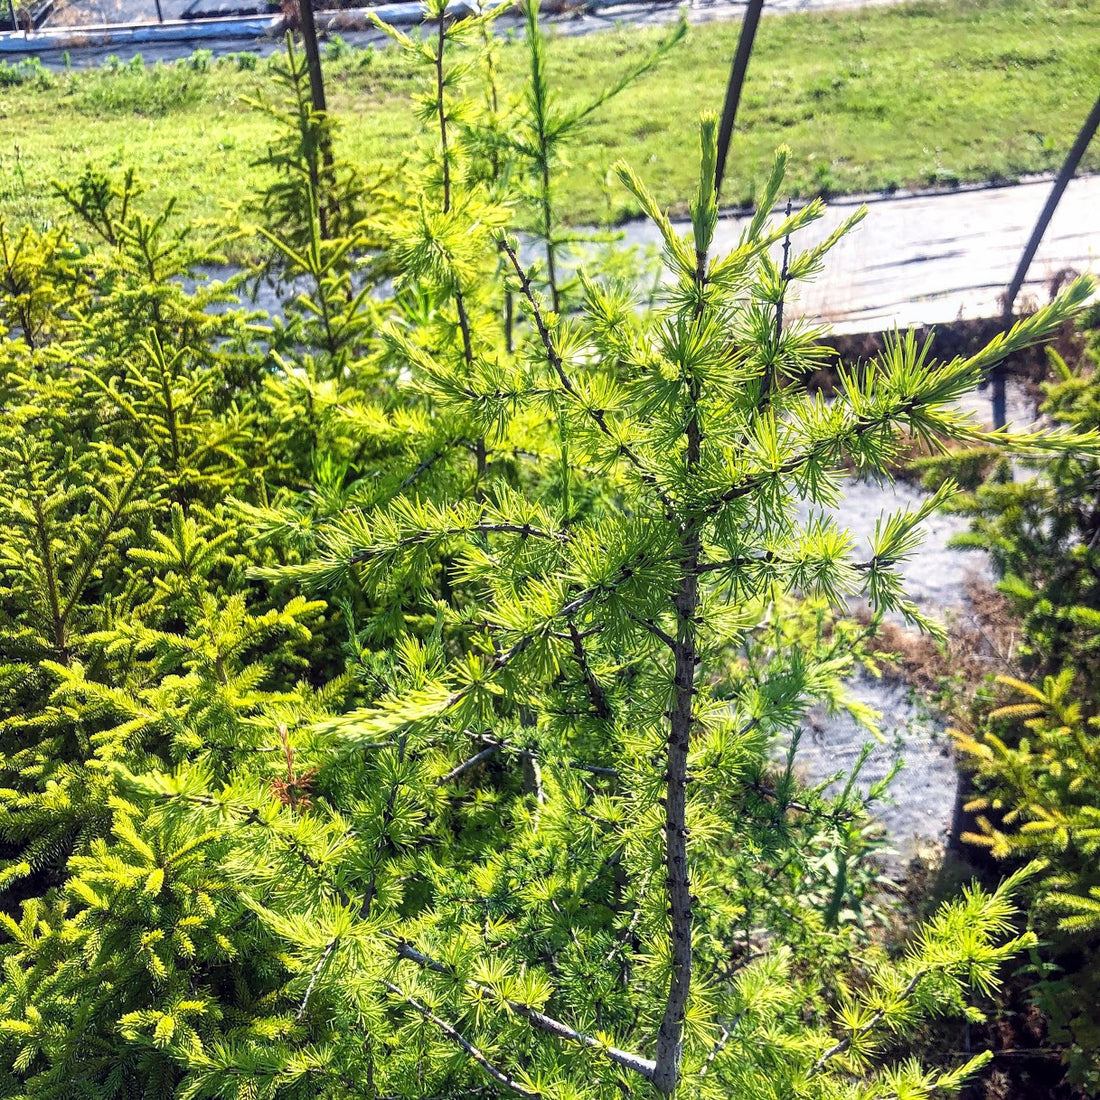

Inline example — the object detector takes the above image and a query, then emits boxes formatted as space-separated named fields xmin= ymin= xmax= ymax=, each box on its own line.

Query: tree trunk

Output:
xmin=296 ymin=0 xmax=337 ymax=238
xmin=653 ymin=385 xmax=702 ymax=1096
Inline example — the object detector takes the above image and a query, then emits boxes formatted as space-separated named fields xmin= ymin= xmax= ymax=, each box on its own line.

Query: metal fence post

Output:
xmin=714 ymin=0 xmax=765 ymax=201
xmin=994 ymin=87 xmax=1100 ymax=428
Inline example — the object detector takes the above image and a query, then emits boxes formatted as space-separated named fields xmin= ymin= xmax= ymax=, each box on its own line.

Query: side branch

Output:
xmin=629 ymin=613 xmax=677 ymax=651
xmin=384 ymin=980 xmax=541 ymax=1099
xmin=700 ymin=1015 xmax=742 ymax=1078
xmin=497 ymin=236 xmax=677 ymax=519
xmin=161 ymin=787 xmax=656 ymax=1084
xmin=705 ymin=396 xmax=930 ymax=517
xmin=396 ymin=445 xmax=454 ymax=495
xmin=698 ymin=551 xmax=886 ymax=576
xmin=465 ymin=732 xmax=618 ymax=779
xmin=296 ymin=937 xmax=338 ymax=1020
xmin=438 ymin=742 xmax=501 ymax=785
xmin=317 ymin=550 xmax=664 ymax=742
xmin=809 ymin=969 xmax=927 ymax=1075
xmin=394 ymin=942 xmax=657 ymax=1080
xmin=568 ymin=622 xmax=612 ymax=720
xmin=350 ymin=520 xmax=563 ymax=566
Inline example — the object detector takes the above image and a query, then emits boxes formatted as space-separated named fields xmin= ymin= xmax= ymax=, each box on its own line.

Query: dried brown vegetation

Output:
xmin=857 ymin=580 xmax=1019 ymax=707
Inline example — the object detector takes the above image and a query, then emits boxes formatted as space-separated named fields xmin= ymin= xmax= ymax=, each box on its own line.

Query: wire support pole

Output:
xmin=714 ymin=0 xmax=765 ymax=201
xmin=993 ymin=86 xmax=1100 ymax=428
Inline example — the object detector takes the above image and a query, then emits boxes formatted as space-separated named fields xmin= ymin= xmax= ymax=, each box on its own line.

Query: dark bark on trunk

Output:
xmin=297 ymin=0 xmax=336 ymax=238
xmin=653 ymin=283 xmax=705 ymax=1091
xmin=298 ymin=0 xmax=327 ymax=118
xmin=653 ymin=515 xmax=699 ymax=1095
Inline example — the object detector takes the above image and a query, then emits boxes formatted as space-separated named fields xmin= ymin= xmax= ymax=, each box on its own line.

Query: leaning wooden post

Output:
xmin=993 ymin=87 xmax=1100 ymax=428
xmin=714 ymin=0 xmax=765 ymax=200
xmin=6 ymin=0 xmax=19 ymax=31
xmin=298 ymin=0 xmax=328 ymax=117
xmin=295 ymin=0 xmax=338 ymax=238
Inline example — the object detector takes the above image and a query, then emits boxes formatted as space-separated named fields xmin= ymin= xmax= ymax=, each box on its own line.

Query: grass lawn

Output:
xmin=1 ymin=0 xmax=1098 ymax=255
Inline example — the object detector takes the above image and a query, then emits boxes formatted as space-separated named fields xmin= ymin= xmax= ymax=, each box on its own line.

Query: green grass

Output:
xmin=1 ymin=0 xmax=1098 ymax=254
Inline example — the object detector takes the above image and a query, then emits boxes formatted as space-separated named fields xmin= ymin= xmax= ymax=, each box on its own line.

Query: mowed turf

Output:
xmin=1 ymin=0 xmax=1097 ymax=254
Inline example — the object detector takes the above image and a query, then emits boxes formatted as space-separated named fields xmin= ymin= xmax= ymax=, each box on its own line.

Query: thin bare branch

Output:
xmin=384 ymin=980 xmax=541 ymax=1099
xmin=628 ymin=614 xmax=677 ymax=651
xmin=570 ymin=761 xmax=619 ymax=778
xmin=774 ymin=200 xmax=793 ymax=344
xmin=604 ymin=870 xmax=650 ymax=966
xmin=809 ymin=969 xmax=927 ymax=1074
xmin=396 ymin=446 xmax=451 ymax=494
xmin=394 ymin=941 xmax=657 ymax=1081
xmin=694 ymin=551 xmax=779 ymax=575
xmin=438 ymin=743 xmax=501 ymax=785
xmin=568 ymin=622 xmax=612 ymax=720
xmin=700 ymin=1021 xmax=732 ymax=1078
xmin=350 ymin=521 xmax=564 ymax=566
xmin=296 ymin=936 xmax=338 ymax=1020
xmin=521 ymin=746 xmax=547 ymax=831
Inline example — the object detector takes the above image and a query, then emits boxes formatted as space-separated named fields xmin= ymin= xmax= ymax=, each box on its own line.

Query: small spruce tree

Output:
xmin=946 ymin=310 xmax=1100 ymax=1091
xmin=947 ymin=309 xmax=1100 ymax=691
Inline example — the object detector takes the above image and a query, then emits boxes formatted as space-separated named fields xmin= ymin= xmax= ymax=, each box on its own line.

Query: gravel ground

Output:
xmin=791 ymin=378 xmax=1037 ymax=867
xmin=794 ymin=477 xmax=987 ymax=868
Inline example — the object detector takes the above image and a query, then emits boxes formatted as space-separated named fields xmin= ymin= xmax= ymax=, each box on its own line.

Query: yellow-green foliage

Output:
xmin=955 ymin=670 xmax=1100 ymax=1089
xmin=946 ymin=311 xmax=1100 ymax=1090
xmin=945 ymin=315 xmax=1100 ymax=684
xmin=958 ymin=671 xmax=1100 ymax=928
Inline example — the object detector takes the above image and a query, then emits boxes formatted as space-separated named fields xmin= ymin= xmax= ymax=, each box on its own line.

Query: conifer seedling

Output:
xmin=169 ymin=118 xmax=1094 ymax=1098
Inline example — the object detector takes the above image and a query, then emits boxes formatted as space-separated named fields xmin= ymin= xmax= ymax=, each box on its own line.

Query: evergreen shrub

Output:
xmin=949 ymin=309 xmax=1100 ymax=1090
xmin=949 ymin=308 xmax=1100 ymax=693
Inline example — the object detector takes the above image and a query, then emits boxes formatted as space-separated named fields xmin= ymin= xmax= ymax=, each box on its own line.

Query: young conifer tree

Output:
xmin=4 ymin=34 xmax=1099 ymax=1100
xmin=0 ymin=177 xmax=349 ymax=1097
xmin=953 ymin=668 xmax=1100 ymax=1092
xmin=0 ymin=175 xmax=267 ymax=905
xmin=104 ymin=120 xmax=1098 ymax=1100
xmin=947 ymin=313 xmax=1100 ymax=690
xmin=505 ymin=0 xmax=685 ymax=313
xmin=943 ymin=312 xmax=1100 ymax=1091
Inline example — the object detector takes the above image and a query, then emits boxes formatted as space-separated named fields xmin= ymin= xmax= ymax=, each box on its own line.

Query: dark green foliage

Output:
xmin=947 ymin=310 xmax=1100 ymax=1091
xmin=69 ymin=53 xmax=213 ymax=118
xmin=246 ymin=35 xmax=390 ymax=257
xmin=947 ymin=310 xmax=1100 ymax=690
xmin=0 ymin=57 xmax=52 ymax=89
